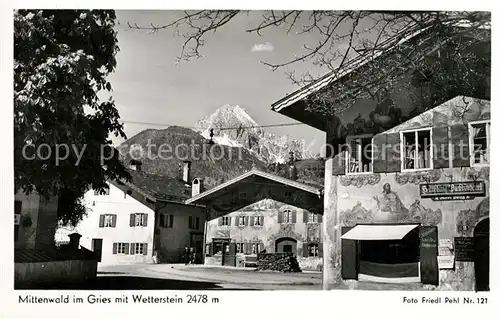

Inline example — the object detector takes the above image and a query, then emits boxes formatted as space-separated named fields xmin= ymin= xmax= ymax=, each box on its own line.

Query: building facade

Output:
xmin=56 ymin=161 xmax=206 ymax=265
xmin=270 ymin=26 xmax=490 ymax=291
xmin=186 ymin=170 xmax=323 ymax=270
xmin=205 ymin=199 xmax=323 ymax=270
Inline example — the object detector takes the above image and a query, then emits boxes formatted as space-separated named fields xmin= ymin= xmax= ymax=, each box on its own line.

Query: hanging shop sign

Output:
xmin=454 ymin=237 xmax=475 ymax=262
xmin=419 ymin=181 xmax=486 ymax=201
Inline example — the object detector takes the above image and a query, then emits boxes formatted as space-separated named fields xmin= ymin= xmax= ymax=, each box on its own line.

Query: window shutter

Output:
xmin=259 ymin=242 xmax=264 ymax=253
xmin=292 ymin=211 xmax=297 ymax=223
xmin=143 ymin=214 xmax=148 ymax=226
xmin=160 ymin=214 xmax=165 ymax=228
xmin=228 ymin=217 xmax=232 ymax=226
xmin=196 ymin=217 xmax=200 ymax=229
xmin=303 ymin=211 xmax=309 ymax=223
xmin=112 ymin=215 xmax=117 ymax=227
xmin=250 ymin=216 xmax=254 ymax=226
xmin=372 ymin=134 xmax=387 ymax=173
xmin=318 ymin=214 xmax=323 ymax=223
xmin=385 ymin=132 xmax=401 ymax=172
xmin=278 ymin=211 xmax=283 ymax=223
xmin=433 ymin=126 xmax=450 ymax=169
xmin=303 ymin=243 xmax=309 ymax=257
xmin=261 ymin=216 xmax=264 ymax=225
xmin=189 ymin=216 xmax=193 ymax=229
xmin=124 ymin=243 xmax=130 ymax=255
xmin=341 ymin=226 xmax=358 ymax=280
xmin=129 ymin=214 xmax=135 ymax=227
xmin=99 ymin=215 xmax=105 ymax=228
xmin=318 ymin=243 xmax=323 ymax=257
xmin=112 ymin=243 xmax=117 ymax=255
xmin=207 ymin=243 xmax=213 ymax=256
xmin=244 ymin=216 xmax=249 ymax=226
xmin=169 ymin=215 xmax=174 ymax=228
xmin=331 ymin=151 xmax=346 ymax=175
xmin=419 ymin=226 xmax=439 ymax=285
xmin=451 ymin=124 xmax=470 ymax=167
xmin=218 ymin=217 xmax=223 ymax=226
xmin=143 ymin=243 xmax=148 ymax=255
xmin=130 ymin=243 xmax=136 ymax=255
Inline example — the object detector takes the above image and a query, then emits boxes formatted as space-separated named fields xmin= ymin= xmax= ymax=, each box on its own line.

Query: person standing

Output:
xmin=183 ymin=247 xmax=190 ymax=265
xmin=190 ymin=247 xmax=196 ymax=265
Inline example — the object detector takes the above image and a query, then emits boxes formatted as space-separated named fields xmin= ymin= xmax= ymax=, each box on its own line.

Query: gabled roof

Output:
xmin=185 ymin=169 xmax=322 ymax=205
xmin=271 ymin=22 xmax=490 ymax=126
xmin=111 ymin=170 xmax=190 ymax=203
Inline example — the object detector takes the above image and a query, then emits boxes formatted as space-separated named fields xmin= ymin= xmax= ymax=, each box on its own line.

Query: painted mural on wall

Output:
xmin=384 ymin=96 xmax=490 ymax=133
xmin=340 ymin=173 xmax=381 ymax=188
xmin=395 ymin=170 xmax=441 ymax=185
xmin=456 ymin=197 xmax=489 ymax=236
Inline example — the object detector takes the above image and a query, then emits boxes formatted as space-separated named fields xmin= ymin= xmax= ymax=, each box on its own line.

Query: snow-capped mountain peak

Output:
xmin=195 ymin=104 xmax=313 ymax=163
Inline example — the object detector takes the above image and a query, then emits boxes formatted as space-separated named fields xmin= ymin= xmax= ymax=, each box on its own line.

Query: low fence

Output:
xmin=15 ymin=248 xmax=98 ymax=289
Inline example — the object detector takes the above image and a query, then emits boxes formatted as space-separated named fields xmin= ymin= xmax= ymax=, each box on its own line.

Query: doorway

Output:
xmin=222 ymin=242 xmax=236 ymax=266
xmin=190 ymin=233 xmax=204 ymax=264
xmin=275 ymin=237 xmax=297 ymax=255
xmin=474 ymin=218 xmax=489 ymax=291
xmin=91 ymin=238 xmax=103 ymax=262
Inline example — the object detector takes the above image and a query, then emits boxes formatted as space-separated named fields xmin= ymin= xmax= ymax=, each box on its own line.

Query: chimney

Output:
xmin=192 ymin=178 xmax=204 ymax=197
xmin=182 ymin=161 xmax=191 ymax=184
xmin=68 ymin=233 xmax=82 ymax=251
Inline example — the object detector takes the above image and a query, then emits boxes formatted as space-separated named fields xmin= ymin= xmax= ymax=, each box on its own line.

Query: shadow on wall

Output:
xmin=15 ymin=276 xmax=259 ymax=290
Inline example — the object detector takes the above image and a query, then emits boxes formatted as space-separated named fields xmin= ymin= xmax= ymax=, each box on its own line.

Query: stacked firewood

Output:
xmin=256 ymin=253 xmax=302 ymax=272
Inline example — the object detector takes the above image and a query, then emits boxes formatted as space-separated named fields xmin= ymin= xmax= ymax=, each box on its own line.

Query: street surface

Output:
xmin=92 ymin=263 xmax=322 ymax=290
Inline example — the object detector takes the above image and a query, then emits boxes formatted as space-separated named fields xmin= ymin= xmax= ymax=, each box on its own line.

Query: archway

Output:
xmin=473 ymin=217 xmax=489 ymax=291
xmin=275 ymin=237 xmax=298 ymax=255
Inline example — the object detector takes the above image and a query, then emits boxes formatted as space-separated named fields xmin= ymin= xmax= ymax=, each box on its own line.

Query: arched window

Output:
xmin=308 ymin=243 xmax=319 ymax=257
xmin=283 ymin=209 xmax=293 ymax=223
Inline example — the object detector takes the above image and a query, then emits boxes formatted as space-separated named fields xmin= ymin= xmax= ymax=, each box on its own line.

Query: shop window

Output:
xmin=469 ymin=121 xmax=490 ymax=166
xmin=402 ymin=129 xmax=432 ymax=171
xmin=346 ymin=135 xmax=373 ymax=174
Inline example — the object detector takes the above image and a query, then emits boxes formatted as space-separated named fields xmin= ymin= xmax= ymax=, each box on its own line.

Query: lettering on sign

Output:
xmin=420 ymin=181 xmax=486 ymax=201
xmin=454 ymin=237 xmax=475 ymax=262
xmin=438 ymin=255 xmax=455 ymax=269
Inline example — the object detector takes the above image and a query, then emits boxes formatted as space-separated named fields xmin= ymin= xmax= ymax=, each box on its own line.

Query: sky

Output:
xmin=106 ymin=10 xmax=329 ymax=152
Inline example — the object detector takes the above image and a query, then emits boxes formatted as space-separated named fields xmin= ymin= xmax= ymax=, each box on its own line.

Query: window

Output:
xmin=469 ymin=121 xmax=490 ymax=166
xmin=130 ymin=213 xmax=148 ymax=227
xmin=221 ymin=216 xmax=230 ymax=226
xmin=252 ymin=243 xmax=260 ymax=254
xmin=189 ymin=216 xmax=200 ymax=229
xmin=308 ymin=213 xmax=319 ymax=223
xmin=135 ymin=213 xmax=146 ymax=226
xmin=284 ymin=191 xmax=292 ymax=198
xmin=116 ymin=243 xmax=129 ymax=255
xmin=236 ymin=243 xmax=245 ymax=254
xmin=99 ymin=214 xmax=116 ymax=228
xmin=402 ymin=129 xmax=432 ymax=171
xmin=308 ymin=243 xmax=319 ymax=257
xmin=159 ymin=213 xmax=174 ymax=228
xmin=253 ymin=216 xmax=263 ymax=226
xmin=346 ymin=135 xmax=373 ymax=174
xmin=104 ymin=214 xmax=113 ymax=227
xmin=135 ymin=243 xmax=145 ymax=255
xmin=282 ymin=209 xmax=293 ymax=223
xmin=238 ymin=216 xmax=246 ymax=226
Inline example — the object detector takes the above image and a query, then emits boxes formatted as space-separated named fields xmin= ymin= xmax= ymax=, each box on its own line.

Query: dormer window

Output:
xmin=346 ymin=135 xmax=373 ymax=174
